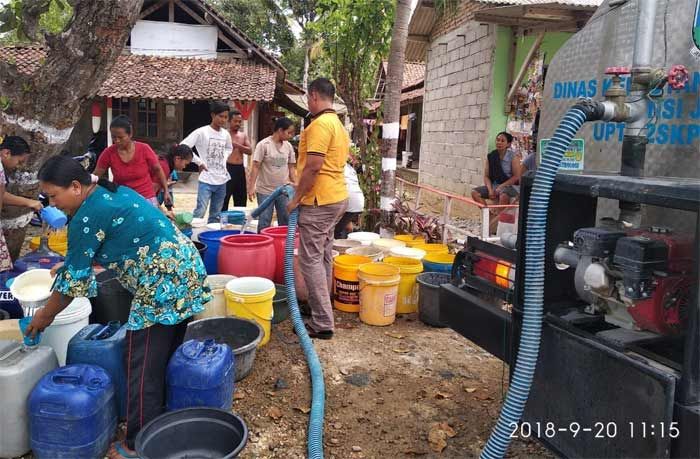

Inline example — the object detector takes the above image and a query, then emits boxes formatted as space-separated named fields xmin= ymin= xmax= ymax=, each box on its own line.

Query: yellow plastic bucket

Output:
xmin=394 ymin=234 xmax=425 ymax=247
xmin=29 ymin=230 xmax=68 ymax=256
xmin=224 ymin=277 xmax=275 ymax=346
xmin=414 ymin=243 xmax=449 ymax=255
xmin=358 ymin=263 xmax=401 ymax=326
xmin=333 ymin=254 xmax=372 ymax=312
xmin=383 ymin=256 xmax=424 ymax=314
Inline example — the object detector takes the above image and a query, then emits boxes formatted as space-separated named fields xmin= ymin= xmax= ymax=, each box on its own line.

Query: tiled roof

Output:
xmin=401 ymin=86 xmax=424 ymax=103
xmin=0 ymin=47 xmax=276 ymax=101
xmin=382 ymin=61 xmax=426 ymax=90
xmin=0 ymin=46 xmax=44 ymax=74
xmin=478 ymin=0 xmax=603 ymax=6
xmin=98 ymin=54 xmax=276 ymax=100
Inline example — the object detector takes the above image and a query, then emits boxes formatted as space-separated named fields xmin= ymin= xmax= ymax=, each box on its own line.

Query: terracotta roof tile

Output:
xmin=0 ymin=46 xmax=44 ymax=75
xmin=0 ymin=46 xmax=276 ymax=101
xmin=381 ymin=61 xmax=426 ymax=90
xmin=98 ymin=54 xmax=276 ymax=101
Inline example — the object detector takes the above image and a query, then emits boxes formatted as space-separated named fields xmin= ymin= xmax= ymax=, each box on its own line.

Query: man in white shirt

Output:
xmin=180 ymin=101 xmax=233 ymax=223
xmin=334 ymin=163 xmax=365 ymax=239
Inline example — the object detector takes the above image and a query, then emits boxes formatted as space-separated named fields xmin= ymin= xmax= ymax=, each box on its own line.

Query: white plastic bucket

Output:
xmin=389 ymin=246 xmax=427 ymax=260
xmin=348 ymin=232 xmax=380 ymax=246
xmin=42 ymin=297 xmax=92 ymax=365
xmin=371 ymin=238 xmax=406 ymax=254
xmin=346 ymin=245 xmax=384 ymax=262
xmin=10 ymin=269 xmax=53 ymax=315
xmin=195 ymin=274 xmax=236 ymax=320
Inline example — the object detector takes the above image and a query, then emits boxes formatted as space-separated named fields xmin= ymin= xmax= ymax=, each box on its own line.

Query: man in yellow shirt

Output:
xmin=287 ymin=78 xmax=349 ymax=339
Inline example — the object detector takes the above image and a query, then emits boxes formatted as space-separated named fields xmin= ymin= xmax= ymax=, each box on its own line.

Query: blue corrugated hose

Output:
xmin=481 ymin=107 xmax=588 ymax=459
xmin=251 ymin=186 xmax=325 ymax=459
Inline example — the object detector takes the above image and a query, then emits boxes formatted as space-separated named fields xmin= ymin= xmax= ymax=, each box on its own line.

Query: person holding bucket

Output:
xmin=286 ymin=78 xmax=349 ymax=340
xmin=24 ymin=156 xmax=211 ymax=459
xmin=0 ymin=135 xmax=42 ymax=268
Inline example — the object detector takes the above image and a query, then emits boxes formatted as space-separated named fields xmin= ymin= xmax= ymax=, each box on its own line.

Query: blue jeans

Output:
xmin=256 ymin=192 xmax=289 ymax=232
xmin=194 ymin=182 xmax=226 ymax=223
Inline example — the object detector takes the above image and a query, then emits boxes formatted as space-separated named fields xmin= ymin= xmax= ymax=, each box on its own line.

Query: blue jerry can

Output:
xmin=66 ymin=321 xmax=127 ymax=419
xmin=166 ymin=339 xmax=235 ymax=411
xmin=29 ymin=364 xmax=116 ymax=459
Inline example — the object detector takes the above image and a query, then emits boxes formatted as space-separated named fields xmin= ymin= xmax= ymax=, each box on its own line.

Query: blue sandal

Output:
xmin=113 ymin=441 xmax=140 ymax=459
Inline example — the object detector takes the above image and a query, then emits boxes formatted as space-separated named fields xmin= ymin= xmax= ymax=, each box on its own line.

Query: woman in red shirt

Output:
xmin=94 ymin=116 xmax=171 ymax=207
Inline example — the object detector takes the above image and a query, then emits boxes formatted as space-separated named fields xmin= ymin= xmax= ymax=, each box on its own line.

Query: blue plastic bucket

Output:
xmin=422 ymin=253 xmax=456 ymax=274
xmin=198 ymin=230 xmax=254 ymax=274
xmin=219 ymin=211 xmax=246 ymax=225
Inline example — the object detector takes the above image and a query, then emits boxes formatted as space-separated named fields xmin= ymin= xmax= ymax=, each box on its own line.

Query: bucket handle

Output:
xmin=0 ymin=342 xmax=22 ymax=361
xmin=232 ymin=301 xmax=274 ymax=322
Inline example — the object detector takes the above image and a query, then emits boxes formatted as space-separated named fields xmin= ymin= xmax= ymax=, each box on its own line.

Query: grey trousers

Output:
xmin=298 ymin=199 xmax=348 ymax=332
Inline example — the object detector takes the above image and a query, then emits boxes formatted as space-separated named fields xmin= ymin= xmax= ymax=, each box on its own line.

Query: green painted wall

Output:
xmin=513 ymin=32 xmax=573 ymax=70
xmin=487 ymin=26 xmax=513 ymax=151
xmin=487 ymin=31 xmax=573 ymax=150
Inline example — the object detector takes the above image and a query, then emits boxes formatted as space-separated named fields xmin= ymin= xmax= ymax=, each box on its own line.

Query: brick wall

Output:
xmin=431 ymin=1 xmax=487 ymax=39
xmin=418 ymin=20 xmax=495 ymax=196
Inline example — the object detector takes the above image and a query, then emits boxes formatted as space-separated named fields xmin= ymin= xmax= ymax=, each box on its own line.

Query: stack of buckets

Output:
xmin=332 ymin=234 xmax=455 ymax=327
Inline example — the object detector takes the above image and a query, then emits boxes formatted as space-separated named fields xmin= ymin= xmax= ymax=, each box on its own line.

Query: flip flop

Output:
xmin=113 ymin=441 xmax=140 ymax=459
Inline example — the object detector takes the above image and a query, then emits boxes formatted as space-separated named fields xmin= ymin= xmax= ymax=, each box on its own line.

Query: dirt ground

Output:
xmin=234 ymin=311 xmax=551 ymax=459
xmin=17 ymin=188 xmax=551 ymax=458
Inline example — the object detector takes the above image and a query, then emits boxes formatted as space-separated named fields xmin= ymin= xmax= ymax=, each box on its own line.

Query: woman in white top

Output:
xmin=334 ymin=162 xmax=365 ymax=239
xmin=247 ymin=117 xmax=297 ymax=232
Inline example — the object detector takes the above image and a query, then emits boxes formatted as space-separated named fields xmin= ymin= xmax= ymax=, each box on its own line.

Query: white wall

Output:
xmin=131 ymin=20 xmax=218 ymax=59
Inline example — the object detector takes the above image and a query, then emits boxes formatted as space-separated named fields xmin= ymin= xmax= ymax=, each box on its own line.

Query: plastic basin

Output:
xmin=272 ymin=284 xmax=289 ymax=324
xmin=416 ymin=272 xmax=451 ymax=328
xmin=136 ymin=408 xmax=247 ymax=459
xmin=184 ymin=317 xmax=263 ymax=381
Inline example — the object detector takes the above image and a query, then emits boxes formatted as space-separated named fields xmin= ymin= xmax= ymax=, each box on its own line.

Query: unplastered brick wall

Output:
xmin=418 ymin=19 xmax=495 ymax=196
xmin=431 ymin=0 xmax=488 ymax=40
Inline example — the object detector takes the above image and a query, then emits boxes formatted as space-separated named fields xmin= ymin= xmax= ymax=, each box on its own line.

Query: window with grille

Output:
xmin=137 ymin=99 xmax=158 ymax=137
xmin=113 ymin=98 xmax=131 ymax=119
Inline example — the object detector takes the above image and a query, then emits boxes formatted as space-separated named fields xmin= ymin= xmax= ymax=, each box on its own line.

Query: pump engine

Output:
xmin=555 ymin=227 xmax=694 ymax=335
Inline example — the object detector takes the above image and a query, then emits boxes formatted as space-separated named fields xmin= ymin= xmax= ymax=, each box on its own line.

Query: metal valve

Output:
xmin=605 ymin=66 xmax=631 ymax=76
xmin=667 ymin=65 xmax=689 ymax=90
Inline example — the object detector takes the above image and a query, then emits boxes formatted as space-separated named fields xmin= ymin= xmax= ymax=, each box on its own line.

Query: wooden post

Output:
xmin=505 ymin=31 xmax=545 ymax=108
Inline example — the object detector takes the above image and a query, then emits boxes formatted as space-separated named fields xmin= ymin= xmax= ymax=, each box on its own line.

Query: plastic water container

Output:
xmin=66 ymin=322 xmax=127 ymax=419
xmin=42 ymin=297 xmax=92 ymax=365
xmin=0 ymin=270 xmax=23 ymax=318
xmin=166 ymin=339 xmax=235 ymax=411
xmin=496 ymin=210 xmax=518 ymax=239
xmin=0 ymin=341 xmax=58 ymax=458
xmin=195 ymin=275 xmax=237 ymax=320
xmin=218 ymin=234 xmax=276 ymax=280
xmin=29 ymin=364 xmax=116 ymax=459
xmin=13 ymin=251 xmax=64 ymax=273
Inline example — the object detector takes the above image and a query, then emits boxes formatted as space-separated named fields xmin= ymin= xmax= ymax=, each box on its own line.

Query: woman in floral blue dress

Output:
xmin=26 ymin=155 xmax=211 ymax=459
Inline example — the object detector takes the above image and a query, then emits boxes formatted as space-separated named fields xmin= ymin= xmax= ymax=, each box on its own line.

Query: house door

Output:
xmin=183 ymin=100 xmax=212 ymax=138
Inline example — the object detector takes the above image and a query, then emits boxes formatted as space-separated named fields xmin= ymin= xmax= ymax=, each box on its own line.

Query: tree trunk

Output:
xmin=0 ymin=0 xmax=144 ymax=258
xmin=301 ymin=43 xmax=311 ymax=129
xmin=379 ymin=0 xmax=412 ymax=236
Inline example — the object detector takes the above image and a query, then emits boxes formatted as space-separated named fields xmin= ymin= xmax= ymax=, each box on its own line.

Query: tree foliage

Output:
xmin=312 ymin=0 xmax=394 ymax=151
xmin=0 ymin=0 xmax=72 ymax=44
xmin=210 ymin=0 xmax=295 ymax=55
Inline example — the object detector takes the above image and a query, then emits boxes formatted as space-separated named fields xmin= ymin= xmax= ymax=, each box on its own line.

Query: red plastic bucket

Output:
xmin=218 ymin=235 xmax=276 ymax=280
xmin=260 ymin=226 xmax=299 ymax=284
